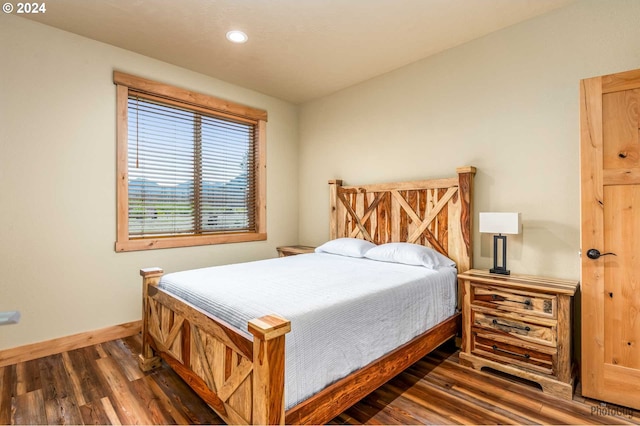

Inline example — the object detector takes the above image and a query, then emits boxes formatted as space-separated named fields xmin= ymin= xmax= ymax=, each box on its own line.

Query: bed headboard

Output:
xmin=329 ymin=166 xmax=476 ymax=273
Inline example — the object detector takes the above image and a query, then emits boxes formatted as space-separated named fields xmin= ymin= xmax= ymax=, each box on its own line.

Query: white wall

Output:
xmin=0 ymin=16 xmax=299 ymax=350
xmin=298 ymin=0 xmax=640 ymax=280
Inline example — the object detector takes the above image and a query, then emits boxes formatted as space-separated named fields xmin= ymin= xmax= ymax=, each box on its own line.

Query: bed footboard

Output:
xmin=139 ymin=268 xmax=291 ymax=425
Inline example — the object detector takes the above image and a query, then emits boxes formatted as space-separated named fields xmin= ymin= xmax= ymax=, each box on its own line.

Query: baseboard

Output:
xmin=0 ymin=320 xmax=141 ymax=368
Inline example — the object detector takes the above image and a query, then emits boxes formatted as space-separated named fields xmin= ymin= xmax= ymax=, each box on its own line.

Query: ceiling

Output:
xmin=22 ymin=0 xmax=576 ymax=104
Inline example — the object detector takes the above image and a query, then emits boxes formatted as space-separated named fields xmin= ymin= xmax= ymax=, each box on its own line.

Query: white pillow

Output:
xmin=314 ymin=238 xmax=377 ymax=258
xmin=364 ymin=242 xmax=455 ymax=269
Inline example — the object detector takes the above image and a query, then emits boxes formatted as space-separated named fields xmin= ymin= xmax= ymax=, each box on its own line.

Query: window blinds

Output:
xmin=127 ymin=94 xmax=256 ymax=238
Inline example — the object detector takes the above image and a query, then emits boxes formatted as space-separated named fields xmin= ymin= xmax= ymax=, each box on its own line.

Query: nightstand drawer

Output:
xmin=472 ymin=333 xmax=555 ymax=376
xmin=471 ymin=285 xmax=556 ymax=319
xmin=472 ymin=311 xmax=556 ymax=347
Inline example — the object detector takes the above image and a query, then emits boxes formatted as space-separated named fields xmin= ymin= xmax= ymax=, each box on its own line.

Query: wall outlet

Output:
xmin=0 ymin=311 xmax=21 ymax=325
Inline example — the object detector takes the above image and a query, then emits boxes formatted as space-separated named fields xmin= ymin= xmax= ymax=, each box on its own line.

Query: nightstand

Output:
xmin=276 ymin=245 xmax=316 ymax=257
xmin=458 ymin=269 xmax=578 ymax=400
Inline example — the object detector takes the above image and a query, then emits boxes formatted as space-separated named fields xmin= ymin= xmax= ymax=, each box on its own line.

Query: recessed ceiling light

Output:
xmin=226 ymin=30 xmax=248 ymax=44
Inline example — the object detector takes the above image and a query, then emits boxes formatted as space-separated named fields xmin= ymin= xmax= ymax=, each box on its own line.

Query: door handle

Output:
xmin=586 ymin=249 xmax=617 ymax=260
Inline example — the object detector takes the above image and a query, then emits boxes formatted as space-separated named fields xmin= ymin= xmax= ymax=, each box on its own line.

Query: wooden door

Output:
xmin=580 ymin=68 xmax=640 ymax=410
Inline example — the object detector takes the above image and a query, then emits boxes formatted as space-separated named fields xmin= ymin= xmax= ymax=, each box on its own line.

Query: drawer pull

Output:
xmin=491 ymin=294 xmax=532 ymax=306
xmin=492 ymin=319 xmax=531 ymax=332
xmin=491 ymin=345 xmax=530 ymax=359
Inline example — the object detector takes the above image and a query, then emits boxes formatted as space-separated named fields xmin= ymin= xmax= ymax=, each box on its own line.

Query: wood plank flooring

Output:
xmin=1 ymin=335 xmax=638 ymax=425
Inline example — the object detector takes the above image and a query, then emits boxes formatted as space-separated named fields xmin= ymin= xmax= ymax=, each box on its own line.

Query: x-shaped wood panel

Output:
xmin=337 ymin=186 xmax=458 ymax=257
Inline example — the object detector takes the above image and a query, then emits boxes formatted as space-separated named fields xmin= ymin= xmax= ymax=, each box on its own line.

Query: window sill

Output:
xmin=115 ymin=232 xmax=267 ymax=252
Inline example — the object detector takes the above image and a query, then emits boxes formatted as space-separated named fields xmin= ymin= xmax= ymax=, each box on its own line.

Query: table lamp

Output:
xmin=479 ymin=212 xmax=521 ymax=275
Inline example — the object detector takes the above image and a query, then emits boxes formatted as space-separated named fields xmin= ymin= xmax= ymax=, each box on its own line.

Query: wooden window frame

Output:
xmin=114 ymin=71 xmax=267 ymax=252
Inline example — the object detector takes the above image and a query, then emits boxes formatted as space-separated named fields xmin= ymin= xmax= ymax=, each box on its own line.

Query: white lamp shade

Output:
xmin=479 ymin=212 xmax=521 ymax=235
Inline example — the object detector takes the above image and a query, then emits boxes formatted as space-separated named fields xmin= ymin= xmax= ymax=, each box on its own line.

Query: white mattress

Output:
xmin=159 ymin=253 xmax=457 ymax=409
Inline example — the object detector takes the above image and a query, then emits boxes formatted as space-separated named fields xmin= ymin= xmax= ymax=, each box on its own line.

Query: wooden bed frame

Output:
xmin=138 ymin=166 xmax=475 ymax=424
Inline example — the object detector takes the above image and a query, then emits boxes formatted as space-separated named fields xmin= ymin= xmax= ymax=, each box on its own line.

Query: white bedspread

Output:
xmin=159 ymin=253 xmax=457 ymax=409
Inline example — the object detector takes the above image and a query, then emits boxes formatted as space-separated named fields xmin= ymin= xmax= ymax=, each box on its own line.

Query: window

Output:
xmin=114 ymin=72 xmax=267 ymax=251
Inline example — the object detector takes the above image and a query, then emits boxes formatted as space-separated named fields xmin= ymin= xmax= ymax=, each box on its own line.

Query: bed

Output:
xmin=137 ymin=166 xmax=475 ymax=424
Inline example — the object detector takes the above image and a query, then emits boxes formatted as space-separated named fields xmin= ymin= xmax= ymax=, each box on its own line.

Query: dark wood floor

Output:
xmin=1 ymin=335 xmax=638 ymax=425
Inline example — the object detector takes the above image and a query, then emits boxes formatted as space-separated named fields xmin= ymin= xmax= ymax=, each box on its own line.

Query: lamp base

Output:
xmin=490 ymin=267 xmax=510 ymax=275
xmin=491 ymin=234 xmax=510 ymax=275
